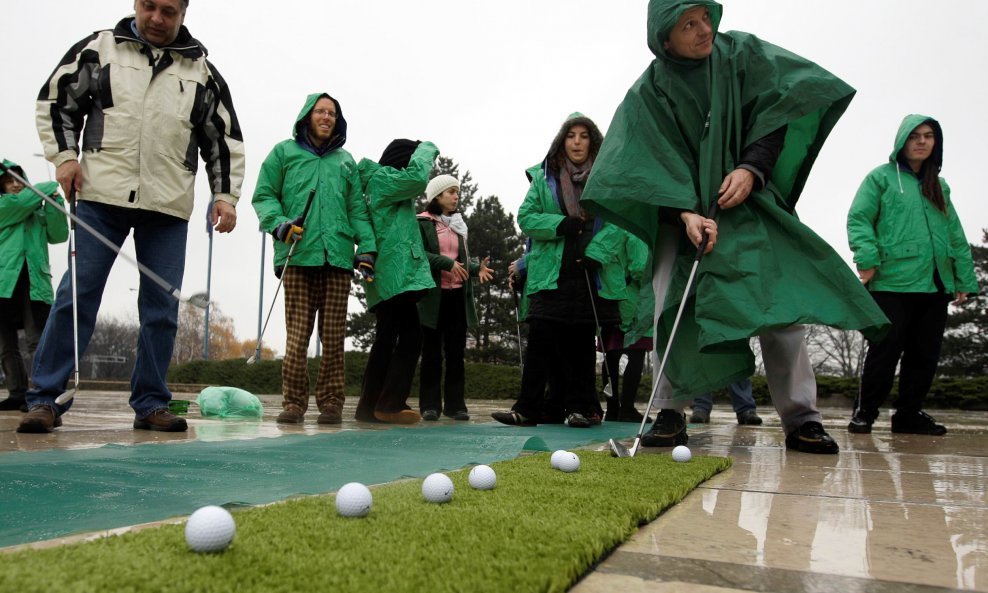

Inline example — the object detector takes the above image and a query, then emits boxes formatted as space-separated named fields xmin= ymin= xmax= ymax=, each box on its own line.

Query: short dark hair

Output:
xmin=425 ymin=198 xmax=444 ymax=215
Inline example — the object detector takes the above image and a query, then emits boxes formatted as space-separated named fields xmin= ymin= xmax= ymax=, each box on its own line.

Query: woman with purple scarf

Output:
xmin=492 ymin=113 xmax=623 ymax=428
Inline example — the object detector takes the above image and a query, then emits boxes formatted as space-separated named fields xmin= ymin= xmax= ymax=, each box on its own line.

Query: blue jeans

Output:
xmin=27 ymin=202 xmax=188 ymax=418
xmin=692 ymin=377 xmax=756 ymax=414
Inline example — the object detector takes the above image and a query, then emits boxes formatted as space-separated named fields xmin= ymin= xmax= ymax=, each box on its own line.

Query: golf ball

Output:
xmin=185 ymin=505 xmax=236 ymax=553
xmin=672 ymin=445 xmax=692 ymax=463
xmin=557 ymin=452 xmax=580 ymax=473
xmin=422 ymin=472 xmax=454 ymax=504
xmin=550 ymin=450 xmax=568 ymax=469
xmin=468 ymin=465 xmax=497 ymax=490
xmin=336 ymin=482 xmax=373 ymax=518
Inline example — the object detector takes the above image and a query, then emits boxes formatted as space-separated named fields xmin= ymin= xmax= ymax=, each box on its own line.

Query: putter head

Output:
xmin=54 ymin=389 xmax=76 ymax=405
xmin=186 ymin=292 xmax=210 ymax=309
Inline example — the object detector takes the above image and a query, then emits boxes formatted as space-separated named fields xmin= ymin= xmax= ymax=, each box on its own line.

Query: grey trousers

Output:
xmin=649 ymin=228 xmax=821 ymax=434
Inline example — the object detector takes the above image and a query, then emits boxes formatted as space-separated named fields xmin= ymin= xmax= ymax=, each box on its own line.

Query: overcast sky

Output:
xmin=4 ymin=1 xmax=986 ymax=358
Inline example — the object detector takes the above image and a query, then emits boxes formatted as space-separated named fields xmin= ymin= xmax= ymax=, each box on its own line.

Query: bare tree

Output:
xmin=805 ymin=325 xmax=866 ymax=378
xmin=172 ymin=302 xmax=245 ymax=363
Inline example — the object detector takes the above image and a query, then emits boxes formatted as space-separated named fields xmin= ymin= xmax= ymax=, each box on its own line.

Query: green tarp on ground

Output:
xmin=0 ymin=422 xmax=639 ymax=548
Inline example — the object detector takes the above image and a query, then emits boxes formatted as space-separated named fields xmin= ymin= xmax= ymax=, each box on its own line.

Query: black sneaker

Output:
xmin=891 ymin=410 xmax=947 ymax=436
xmin=641 ymin=409 xmax=688 ymax=447
xmin=847 ymin=412 xmax=874 ymax=434
xmin=491 ymin=411 xmax=536 ymax=426
xmin=566 ymin=412 xmax=591 ymax=428
xmin=446 ymin=410 xmax=470 ymax=421
xmin=736 ymin=409 xmax=763 ymax=426
xmin=785 ymin=421 xmax=839 ymax=454
xmin=421 ymin=409 xmax=440 ymax=422
xmin=689 ymin=408 xmax=710 ymax=424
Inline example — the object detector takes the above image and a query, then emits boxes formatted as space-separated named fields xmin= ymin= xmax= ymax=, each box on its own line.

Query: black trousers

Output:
xmin=513 ymin=318 xmax=601 ymax=420
xmin=0 ymin=264 xmax=51 ymax=399
xmin=857 ymin=291 xmax=951 ymax=419
xmin=602 ymin=348 xmax=646 ymax=411
xmin=356 ymin=293 xmax=423 ymax=418
xmin=419 ymin=288 xmax=468 ymax=415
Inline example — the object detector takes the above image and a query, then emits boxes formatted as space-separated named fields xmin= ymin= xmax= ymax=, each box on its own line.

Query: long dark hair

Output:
xmin=918 ymin=158 xmax=946 ymax=213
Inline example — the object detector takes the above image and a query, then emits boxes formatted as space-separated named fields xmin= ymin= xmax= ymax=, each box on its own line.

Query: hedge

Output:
xmin=166 ymin=355 xmax=988 ymax=411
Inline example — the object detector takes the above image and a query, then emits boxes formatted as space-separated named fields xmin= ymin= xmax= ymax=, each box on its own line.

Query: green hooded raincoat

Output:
xmin=357 ymin=142 xmax=439 ymax=310
xmin=252 ymin=93 xmax=376 ymax=272
xmin=0 ymin=160 xmax=67 ymax=303
xmin=582 ymin=0 xmax=889 ymax=397
xmin=847 ymin=114 xmax=978 ymax=295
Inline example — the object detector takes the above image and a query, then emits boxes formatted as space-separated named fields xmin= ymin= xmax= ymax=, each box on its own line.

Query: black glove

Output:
xmin=273 ymin=221 xmax=303 ymax=244
xmin=555 ymin=216 xmax=584 ymax=237
xmin=354 ymin=253 xmax=376 ymax=282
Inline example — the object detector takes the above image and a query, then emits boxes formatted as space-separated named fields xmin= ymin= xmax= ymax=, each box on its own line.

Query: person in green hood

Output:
xmin=0 ymin=162 xmax=67 ymax=412
xmin=846 ymin=115 xmax=978 ymax=436
xmin=582 ymin=1 xmax=889 ymax=454
xmin=252 ymin=92 xmax=376 ymax=425
xmin=353 ymin=139 xmax=439 ymax=425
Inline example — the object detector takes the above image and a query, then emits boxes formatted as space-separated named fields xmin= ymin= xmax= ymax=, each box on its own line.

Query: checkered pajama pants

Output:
xmin=281 ymin=266 xmax=352 ymax=414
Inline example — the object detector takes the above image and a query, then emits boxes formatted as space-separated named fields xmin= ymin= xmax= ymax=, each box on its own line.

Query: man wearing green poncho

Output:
xmin=582 ymin=0 xmax=889 ymax=454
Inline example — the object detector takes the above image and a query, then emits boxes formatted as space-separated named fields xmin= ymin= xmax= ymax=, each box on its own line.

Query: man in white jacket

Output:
xmin=21 ymin=0 xmax=245 ymax=433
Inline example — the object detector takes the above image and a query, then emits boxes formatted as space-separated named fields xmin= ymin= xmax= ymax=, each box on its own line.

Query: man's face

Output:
xmin=308 ymin=98 xmax=338 ymax=145
xmin=134 ymin=0 xmax=186 ymax=47
xmin=664 ymin=6 xmax=714 ymax=60
xmin=564 ymin=125 xmax=591 ymax=165
xmin=904 ymin=123 xmax=935 ymax=165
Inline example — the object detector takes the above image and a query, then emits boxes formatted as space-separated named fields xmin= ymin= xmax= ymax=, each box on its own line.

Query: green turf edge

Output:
xmin=0 ymin=452 xmax=731 ymax=593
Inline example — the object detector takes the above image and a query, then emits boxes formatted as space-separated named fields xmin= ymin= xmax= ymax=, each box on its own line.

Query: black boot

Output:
xmin=641 ymin=409 xmax=688 ymax=447
xmin=0 ymin=395 xmax=27 ymax=412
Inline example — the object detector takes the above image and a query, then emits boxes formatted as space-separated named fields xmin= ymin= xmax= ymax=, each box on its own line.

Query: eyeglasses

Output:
xmin=312 ymin=108 xmax=337 ymax=118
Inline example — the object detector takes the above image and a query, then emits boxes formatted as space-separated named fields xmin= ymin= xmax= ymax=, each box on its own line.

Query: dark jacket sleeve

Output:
xmin=737 ymin=125 xmax=787 ymax=189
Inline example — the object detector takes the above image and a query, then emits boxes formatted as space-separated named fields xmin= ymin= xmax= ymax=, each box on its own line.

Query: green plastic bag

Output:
xmin=196 ymin=386 xmax=263 ymax=419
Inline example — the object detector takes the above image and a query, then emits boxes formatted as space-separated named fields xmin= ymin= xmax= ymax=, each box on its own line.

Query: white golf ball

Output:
xmin=185 ymin=505 xmax=236 ymax=553
xmin=550 ymin=450 xmax=568 ymax=469
xmin=672 ymin=445 xmax=692 ymax=463
xmin=468 ymin=465 xmax=497 ymax=490
xmin=557 ymin=452 xmax=580 ymax=473
xmin=422 ymin=473 xmax=454 ymax=504
xmin=336 ymin=482 xmax=373 ymax=518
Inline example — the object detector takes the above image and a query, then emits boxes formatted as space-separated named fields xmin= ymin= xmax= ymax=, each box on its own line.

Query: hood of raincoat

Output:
xmin=292 ymin=92 xmax=347 ymax=152
xmin=542 ymin=112 xmax=604 ymax=171
xmin=647 ymin=0 xmax=723 ymax=63
xmin=891 ymin=113 xmax=943 ymax=172
xmin=0 ymin=159 xmax=27 ymax=187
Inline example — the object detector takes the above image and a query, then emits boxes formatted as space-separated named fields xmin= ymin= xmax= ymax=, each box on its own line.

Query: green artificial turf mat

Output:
xmin=0 ymin=422 xmax=642 ymax=548
xmin=0 ymin=451 xmax=731 ymax=593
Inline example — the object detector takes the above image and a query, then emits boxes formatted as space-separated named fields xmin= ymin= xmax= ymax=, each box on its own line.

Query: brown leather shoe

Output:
xmin=277 ymin=407 xmax=305 ymax=424
xmin=17 ymin=405 xmax=63 ymax=433
xmin=374 ymin=409 xmax=421 ymax=424
xmin=317 ymin=408 xmax=342 ymax=425
xmin=134 ymin=408 xmax=188 ymax=432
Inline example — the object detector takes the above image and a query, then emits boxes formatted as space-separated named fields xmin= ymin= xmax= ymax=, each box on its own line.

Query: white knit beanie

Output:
xmin=425 ymin=174 xmax=460 ymax=201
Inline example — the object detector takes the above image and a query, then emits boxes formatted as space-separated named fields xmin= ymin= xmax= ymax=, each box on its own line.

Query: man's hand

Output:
xmin=953 ymin=292 xmax=969 ymax=306
xmin=857 ymin=268 xmax=875 ymax=285
xmin=478 ymin=256 xmax=494 ymax=284
xmin=680 ymin=211 xmax=717 ymax=254
xmin=212 ymin=201 xmax=237 ymax=233
xmin=56 ymin=161 xmax=83 ymax=198
xmin=717 ymin=168 xmax=755 ymax=209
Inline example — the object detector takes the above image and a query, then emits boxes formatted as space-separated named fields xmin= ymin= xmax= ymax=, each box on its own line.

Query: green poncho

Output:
xmin=582 ymin=0 xmax=889 ymax=398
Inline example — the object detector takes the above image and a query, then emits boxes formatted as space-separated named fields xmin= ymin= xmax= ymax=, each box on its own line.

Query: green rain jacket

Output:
xmin=417 ymin=212 xmax=481 ymax=330
xmin=582 ymin=0 xmax=889 ymax=398
xmin=587 ymin=227 xmax=654 ymax=344
xmin=847 ymin=114 xmax=978 ymax=295
xmin=252 ymin=93 xmax=376 ymax=272
xmin=357 ymin=142 xmax=439 ymax=310
xmin=0 ymin=160 xmax=67 ymax=303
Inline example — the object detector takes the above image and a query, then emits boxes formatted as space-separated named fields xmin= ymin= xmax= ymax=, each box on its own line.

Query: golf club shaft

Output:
xmin=631 ymin=201 xmax=721 ymax=455
xmin=0 ymin=164 xmax=208 ymax=309
xmin=512 ymin=288 xmax=524 ymax=368
xmin=584 ymin=268 xmax=619 ymax=409
xmin=55 ymin=191 xmax=82 ymax=406
xmin=248 ymin=189 xmax=317 ymax=362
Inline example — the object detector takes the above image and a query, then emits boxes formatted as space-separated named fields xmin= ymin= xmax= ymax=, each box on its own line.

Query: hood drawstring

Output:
xmin=896 ymin=167 xmax=904 ymax=194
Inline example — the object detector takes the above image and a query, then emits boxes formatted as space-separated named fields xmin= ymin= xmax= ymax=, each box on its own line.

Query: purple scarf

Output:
xmin=558 ymin=156 xmax=594 ymax=217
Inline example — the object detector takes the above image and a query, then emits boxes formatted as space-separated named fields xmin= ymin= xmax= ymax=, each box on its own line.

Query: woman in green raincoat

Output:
xmin=846 ymin=115 xmax=978 ymax=436
xmin=353 ymin=139 xmax=439 ymax=424
xmin=582 ymin=0 xmax=889 ymax=453
xmin=0 ymin=161 xmax=67 ymax=411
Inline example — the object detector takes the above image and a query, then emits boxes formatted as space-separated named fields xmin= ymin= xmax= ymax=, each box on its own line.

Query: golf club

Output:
xmin=54 ymin=189 xmax=82 ymax=405
xmin=584 ymin=268 xmax=619 ymax=419
xmin=610 ymin=201 xmax=721 ymax=458
xmin=246 ymin=188 xmax=316 ymax=364
xmin=0 ymin=163 xmax=209 ymax=309
xmin=511 ymin=286 xmax=524 ymax=370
